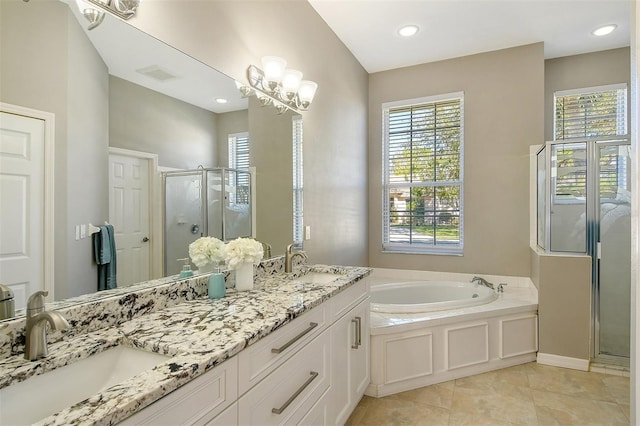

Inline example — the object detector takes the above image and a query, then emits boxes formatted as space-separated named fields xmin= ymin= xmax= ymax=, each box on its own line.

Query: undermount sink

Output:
xmin=294 ymin=271 xmax=341 ymax=284
xmin=0 ymin=345 xmax=170 ymax=425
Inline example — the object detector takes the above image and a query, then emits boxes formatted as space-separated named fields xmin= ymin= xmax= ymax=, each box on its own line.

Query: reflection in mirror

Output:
xmin=0 ymin=0 xmax=296 ymax=314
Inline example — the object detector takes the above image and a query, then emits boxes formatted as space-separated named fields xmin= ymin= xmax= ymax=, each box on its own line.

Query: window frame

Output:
xmin=292 ymin=116 xmax=304 ymax=247
xmin=382 ymin=92 xmax=465 ymax=255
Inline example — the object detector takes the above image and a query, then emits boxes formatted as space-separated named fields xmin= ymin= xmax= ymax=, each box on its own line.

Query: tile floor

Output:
xmin=346 ymin=362 xmax=629 ymax=425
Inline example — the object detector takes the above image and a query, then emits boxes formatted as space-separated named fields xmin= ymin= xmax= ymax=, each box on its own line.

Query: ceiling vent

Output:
xmin=135 ymin=65 xmax=179 ymax=82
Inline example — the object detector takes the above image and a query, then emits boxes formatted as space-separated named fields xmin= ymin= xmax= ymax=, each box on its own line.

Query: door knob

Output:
xmin=142 ymin=237 xmax=149 ymax=242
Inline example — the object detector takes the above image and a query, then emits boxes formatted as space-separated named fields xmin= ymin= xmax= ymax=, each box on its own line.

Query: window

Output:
xmin=553 ymin=84 xmax=628 ymax=201
xmin=228 ymin=132 xmax=250 ymax=204
xmin=382 ymin=93 xmax=464 ymax=254
xmin=292 ymin=116 xmax=303 ymax=247
xmin=554 ymin=84 xmax=627 ymax=141
xmin=228 ymin=132 xmax=250 ymax=170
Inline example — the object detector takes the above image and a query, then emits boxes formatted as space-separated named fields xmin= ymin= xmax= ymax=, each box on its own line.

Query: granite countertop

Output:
xmin=0 ymin=265 xmax=371 ymax=426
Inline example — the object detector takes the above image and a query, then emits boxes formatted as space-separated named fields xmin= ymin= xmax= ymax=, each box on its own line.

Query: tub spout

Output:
xmin=471 ymin=276 xmax=494 ymax=290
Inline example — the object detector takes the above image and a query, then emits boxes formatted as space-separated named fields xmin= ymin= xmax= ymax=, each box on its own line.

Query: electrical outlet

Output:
xmin=305 ymin=226 xmax=311 ymax=240
xmin=75 ymin=225 xmax=80 ymax=241
xmin=80 ymin=224 xmax=86 ymax=239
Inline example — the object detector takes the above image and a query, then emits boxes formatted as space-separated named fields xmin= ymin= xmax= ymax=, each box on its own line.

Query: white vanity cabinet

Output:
xmin=328 ymin=284 xmax=370 ymax=425
xmin=121 ymin=278 xmax=370 ymax=426
xmin=120 ymin=356 xmax=239 ymax=426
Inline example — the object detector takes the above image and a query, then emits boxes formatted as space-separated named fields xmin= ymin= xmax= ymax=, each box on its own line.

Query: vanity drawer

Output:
xmin=330 ymin=278 xmax=369 ymax=323
xmin=238 ymin=331 xmax=330 ymax=425
xmin=121 ymin=356 xmax=238 ymax=426
xmin=238 ymin=304 xmax=328 ymax=394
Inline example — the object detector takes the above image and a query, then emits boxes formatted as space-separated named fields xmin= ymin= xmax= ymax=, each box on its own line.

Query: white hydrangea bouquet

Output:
xmin=224 ymin=237 xmax=264 ymax=270
xmin=188 ymin=236 xmax=226 ymax=268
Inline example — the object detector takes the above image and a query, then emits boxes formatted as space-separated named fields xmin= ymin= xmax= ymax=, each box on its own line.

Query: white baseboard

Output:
xmin=537 ymin=353 xmax=590 ymax=371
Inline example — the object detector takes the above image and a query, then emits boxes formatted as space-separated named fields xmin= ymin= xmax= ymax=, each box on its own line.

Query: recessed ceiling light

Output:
xmin=215 ymin=98 xmax=228 ymax=104
xmin=592 ymin=24 xmax=617 ymax=36
xmin=398 ymin=25 xmax=419 ymax=37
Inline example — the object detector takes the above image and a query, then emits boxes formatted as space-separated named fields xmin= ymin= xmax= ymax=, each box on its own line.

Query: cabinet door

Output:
xmin=329 ymin=298 xmax=370 ymax=425
xmin=350 ymin=299 xmax=370 ymax=399
xmin=203 ymin=402 xmax=238 ymax=426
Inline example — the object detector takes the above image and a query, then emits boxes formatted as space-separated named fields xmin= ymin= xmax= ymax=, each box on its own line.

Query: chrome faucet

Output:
xmin=285 ymin=243 xmax=308 ymax=273
xmin=471 ymin=276 xmax=494 ymax=290
xmin=24 ymin=291 xmax=69 ymax=361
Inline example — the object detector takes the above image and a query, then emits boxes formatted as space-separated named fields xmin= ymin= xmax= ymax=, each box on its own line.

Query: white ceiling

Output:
xmin=66 ymin=1 xmax=247 ymax=114
xmin=308 ymin=0 xmax=631 ymax=73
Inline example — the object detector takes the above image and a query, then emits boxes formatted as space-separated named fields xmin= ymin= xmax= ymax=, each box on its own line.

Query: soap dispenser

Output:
xmin=208 ymin=263 xmax=226 ymax=299
xmin=178 ymin=258 xmax=194 ymax=278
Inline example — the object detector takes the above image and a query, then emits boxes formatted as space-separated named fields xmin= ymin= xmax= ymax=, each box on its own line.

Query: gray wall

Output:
xmin=125 ymin=0 xmax=370 ymax=266
xmin=1 ymin=0 xmax=108 ymax=299
xmin=368 ymin=43 xmax=545 ymax=277
xmin=531 ymin=250 xmax=592 ymax=359
xmin=109 ymin=76 xmax=218 ymax=169
xmin=249 ymin=97 xmax=297 ymax=253
xmin=216 ymin=109 xmax=249 ymax=166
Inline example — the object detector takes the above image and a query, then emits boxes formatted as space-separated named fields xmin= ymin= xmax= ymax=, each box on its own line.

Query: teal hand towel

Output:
xmin=93 ymin=225 xmax=117 ymax=291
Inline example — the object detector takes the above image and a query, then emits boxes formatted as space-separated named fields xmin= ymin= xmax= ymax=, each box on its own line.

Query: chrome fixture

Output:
xmin=0 ymin=284 xmax=15 ymax=320
xmin=497 ymin=283 xmax=508 ymax=293
xmin=471 ymin=276 xmax=494 ymax=290
xmin=25 ymin=291 xmax=70 ymax=361
xmin=240 ymin=56 xmax=318 ymax=114
xmin=285 ymin=243 xmax=308 ymax=273
xmin=75 ymin=0 xmax=141 ymax=31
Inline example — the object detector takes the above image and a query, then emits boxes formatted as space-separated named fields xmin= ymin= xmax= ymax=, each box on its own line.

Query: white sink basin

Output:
xmin=0 ymin=345 xmax=169 ymax=425
xmin=294 ymin=272 xmax=341 ymax=284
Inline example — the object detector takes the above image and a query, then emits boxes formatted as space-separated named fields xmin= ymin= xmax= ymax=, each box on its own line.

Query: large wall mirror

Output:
xmin=0 ymin=0 xmax=299 ymax=313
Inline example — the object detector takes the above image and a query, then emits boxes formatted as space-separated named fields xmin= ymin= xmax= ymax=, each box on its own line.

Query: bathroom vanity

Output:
xmin=0 ymin=260 xmax=371 ymax=425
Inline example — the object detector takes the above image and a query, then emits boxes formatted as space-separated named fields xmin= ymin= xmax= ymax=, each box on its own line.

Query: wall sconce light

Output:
xmin=75 ymin=0 xmax=141 ymax=30
xmin=240 ymin=56 xmax=318 ymax=114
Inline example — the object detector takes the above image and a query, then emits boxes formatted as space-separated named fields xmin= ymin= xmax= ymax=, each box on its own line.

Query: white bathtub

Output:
xmin=370 ymin=281 xmax=498 ymax=313
xmin=366 ymin=270 xmax=539 ymax=398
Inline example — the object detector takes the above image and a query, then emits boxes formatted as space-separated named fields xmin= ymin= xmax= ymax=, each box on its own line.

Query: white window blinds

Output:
xmin=554 ymin=85 xmax=627 ymax=140
xmin=228 ymin=132 xmax=250 ymax=170
xmin=383 ymin=93 xmax=464 ymax=254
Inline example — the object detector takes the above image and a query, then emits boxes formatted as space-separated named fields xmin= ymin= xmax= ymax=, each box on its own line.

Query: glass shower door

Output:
xmin=596 ymin=142 xmax=631 ymax=360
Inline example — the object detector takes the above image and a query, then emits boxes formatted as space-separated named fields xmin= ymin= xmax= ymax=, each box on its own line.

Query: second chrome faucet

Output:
xmin=24 ymin=291 xmax=69 ymax=361
xmin=285 ymin=243 xmax=308 ymax=273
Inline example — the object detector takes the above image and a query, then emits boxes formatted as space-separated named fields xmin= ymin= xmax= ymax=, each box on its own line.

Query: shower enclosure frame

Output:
xmin=537 ymin=136 xmax=631 ymax=366
xmin=162 ymin=167 xmax=254 ymax=276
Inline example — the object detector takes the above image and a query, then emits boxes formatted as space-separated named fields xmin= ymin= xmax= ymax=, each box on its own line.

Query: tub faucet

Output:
xmin=471 ymin=276 xmax=494 ymax=290
xmin=285 ymin=243 xmax=308 ymax=273
xmin=24 ymin=291 xmax=69 ymax=361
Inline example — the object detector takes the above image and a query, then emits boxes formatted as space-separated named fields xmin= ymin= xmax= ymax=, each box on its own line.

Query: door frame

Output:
xmin=0 ymin=102 xmax=55 ymax=300
xmin=108 ymin=147 xmax=161 ymax=279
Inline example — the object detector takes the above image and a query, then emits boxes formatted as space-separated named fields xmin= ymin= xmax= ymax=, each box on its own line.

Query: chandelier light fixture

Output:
xmin=242 ymin=56 xmax=318 ymax=114
xmin=75 ymin=0 xmax=141 ymax=30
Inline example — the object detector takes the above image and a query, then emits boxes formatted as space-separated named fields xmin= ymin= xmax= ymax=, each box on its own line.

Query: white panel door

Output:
xmin=108 ymin=154 xmax=150 ymax=287
xmin=0 ymin=112 xmax=45 ymax=309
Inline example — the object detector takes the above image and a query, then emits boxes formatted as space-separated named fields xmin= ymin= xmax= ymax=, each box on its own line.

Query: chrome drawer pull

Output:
xmin=351 ymin=318 xmax=359 ymax=349
xmin=271 ymin=322 xmax=318 ymax=354
xmin=351 ymin=317 xmax=362 ymax=349
xmin=272 ymin=371 xmax=319 ymax=415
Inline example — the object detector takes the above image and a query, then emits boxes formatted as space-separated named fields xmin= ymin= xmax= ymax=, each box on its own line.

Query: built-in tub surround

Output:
xmin=0 ymin=259 xmax=370 ymax=425
xmin=367 ymin=268 xmax=538 ymax=397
